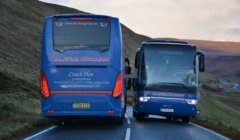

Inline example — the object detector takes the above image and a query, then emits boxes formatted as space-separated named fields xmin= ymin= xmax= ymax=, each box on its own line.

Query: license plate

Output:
xmin=73 ymin=103 xmax=90 ymax=108
xmin=160 ymin=108 xmax=174 ymax=112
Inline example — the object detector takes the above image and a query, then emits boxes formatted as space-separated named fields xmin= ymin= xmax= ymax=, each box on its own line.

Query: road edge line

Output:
xmin=125 ymin=128 xmax=131 ymax=140
xmin=127 ymin=118 xmax=131 ymax=125
xmin=23 ymin=126 xmax=57 ymax=140
xmin=190 ymin=122 xmax=230 ymax=140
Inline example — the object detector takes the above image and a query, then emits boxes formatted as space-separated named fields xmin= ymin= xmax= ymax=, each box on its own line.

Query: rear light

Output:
xmin=112 ymin=72 xmax=123 ymax=98
xmin=107 ymin=109 xmax=115 ymax=114
xmin=40 ymin=71 xmax=50 ymax=99
xmin=71 ymin=17 xmax=92 ymax=21
xmin=47 ymin=109 xmax=55 ymax=113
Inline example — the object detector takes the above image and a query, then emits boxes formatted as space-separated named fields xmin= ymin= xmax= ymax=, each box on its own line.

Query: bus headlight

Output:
xmin=185 ymin=99 xmax=197 ymax=105
xmin=139 ymin=96 xmax=150 ymax=102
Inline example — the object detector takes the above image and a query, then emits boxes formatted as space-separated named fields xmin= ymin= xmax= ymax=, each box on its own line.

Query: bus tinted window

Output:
xmin=140 ymin=45 xmax=197 ymax=88
xmin=53 ymin=19 xmax=110 ymax=52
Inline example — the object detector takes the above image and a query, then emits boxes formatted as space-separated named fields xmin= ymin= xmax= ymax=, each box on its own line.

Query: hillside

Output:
xmin=185 ymin=39 xmax=240 ymax=83
xmin=157 ymin=38 xmax=240 ymax=56
xmin=156 ymin=38 xmax=240 ymax=83
xmin=185 ymin=39 xmax=240 ymax=56
xmin=0 ymin=0 xmax=149 ymax=89
xmin=0 ymin=0 xmax=150 ymax=138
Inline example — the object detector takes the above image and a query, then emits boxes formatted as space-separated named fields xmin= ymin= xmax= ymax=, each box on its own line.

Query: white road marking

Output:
xmin=127 ymin=107 xmax=229 ymax=140
xmin=148 ymin=115 xmax=166 ymax=119
xmin=126 ymin=109 xmax=132 ymax=113
xmin=125 ymin=128 xmax=131 ymax=140
xmin=127 ymin=118 xmax=131 ymax=125
xmin=190 ymin=123 xmax=230 ymax=140
xmin=125 ymin=107 xmax=132 ymax=118
xmin=24 ymin=126 xmax=57 ymax=140
xmin=148 ymin=115 xmax=229 ymax=139
xmin=125 ymin=107 xmax=131 ymax=140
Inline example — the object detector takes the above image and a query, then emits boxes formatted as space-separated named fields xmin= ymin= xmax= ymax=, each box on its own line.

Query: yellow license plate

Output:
xmin=73 ymin=103 xmax=90 ymax=108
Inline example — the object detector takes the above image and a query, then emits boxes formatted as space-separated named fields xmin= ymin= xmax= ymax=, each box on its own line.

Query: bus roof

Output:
xmin=142 ymin=40 xmax=196 ymax=49
xmin=145 ymin=40 xmax=189 ymax=44
xmin=49 ymin=14 xmax=115 ymax=19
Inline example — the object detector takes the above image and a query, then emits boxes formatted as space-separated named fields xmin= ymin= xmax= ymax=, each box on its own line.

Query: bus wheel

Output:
xmin=52 ymin=119 xmax=63 ymax=126
xmin=182 ymin=116 xmax=190 ymax=123
xmin=115 ymin=116 xmax=124 ymax=125
xmin=135 ymin=113 xmax=144 ymax=121
xmin=133 ymin=110 xmax=136 ymax=117
xmin=166 ymin=116 xmax=173 ymax=121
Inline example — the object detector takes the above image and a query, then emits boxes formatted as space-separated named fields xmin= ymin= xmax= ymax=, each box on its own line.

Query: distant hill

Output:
xmin=0 ymin=0 xmax=150 ymax=92
xmin=182 ymin=40 xmax=240 ymax=83
xmin=0 ymin=0 xmax=150 ymax=138
xmin=185 ymin=39 xmax=240 ymax=56
xmin=155 ymin=38 xmax=240 ymax=82
xmin=0 ymin=0 xmax=239 ymax=103
xmin=155 ymin=38 xmax=240 ymax=56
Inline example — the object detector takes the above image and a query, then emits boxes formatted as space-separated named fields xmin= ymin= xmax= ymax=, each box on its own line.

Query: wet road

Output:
xmin=22 ymin=107 xmax=229 ymax=140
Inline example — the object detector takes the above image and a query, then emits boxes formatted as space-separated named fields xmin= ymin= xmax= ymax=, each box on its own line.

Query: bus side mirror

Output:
xmin=132 ymin=78 xmax=139 ymax=91
xmin=197 ymin=52 xmax=205 ymax=72
xmin=135 ymin=49 xmax=141 ymax=69
xmin=126 ymin=78 xmax=131 ymax=90
xmin=125 ymin=58 xmax=131 ymax=75
xmin=125 ymin=67 xmax=131 ymax=75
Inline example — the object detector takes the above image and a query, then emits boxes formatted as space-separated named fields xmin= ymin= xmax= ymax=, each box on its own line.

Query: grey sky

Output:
xmin=40 ymin=0 xmax=240 ymax=41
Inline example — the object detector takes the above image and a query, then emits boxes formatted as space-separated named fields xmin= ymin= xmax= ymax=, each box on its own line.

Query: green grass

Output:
xmin=0 ymin=91 xmax=45 ymax=139
xmin=198 ymin=96 xmax=240 ymax=130
xmin=0 ymin=115 xmax=50 ymax=139
xmin=0 ymin=90 xmax=52 ymax=139
xmin=0 ymin=0 xmax=150 ymax=139
xmin=196 ymin=88 xmax=240 ymax=138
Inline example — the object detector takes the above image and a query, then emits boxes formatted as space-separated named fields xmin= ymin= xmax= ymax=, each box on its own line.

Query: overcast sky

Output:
xmin=40 ymin=0 xmax=240 ymax=41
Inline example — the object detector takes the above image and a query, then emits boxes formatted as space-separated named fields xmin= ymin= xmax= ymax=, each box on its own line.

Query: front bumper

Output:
xmin=135 ymin=97 xmax=197 ymax=117
xmin=41 ymin=93 xmax=124 ymax=117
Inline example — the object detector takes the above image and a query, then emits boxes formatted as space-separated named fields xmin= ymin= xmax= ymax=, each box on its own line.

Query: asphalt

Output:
xmin=22 ymin=107 xmax=229 ymax=140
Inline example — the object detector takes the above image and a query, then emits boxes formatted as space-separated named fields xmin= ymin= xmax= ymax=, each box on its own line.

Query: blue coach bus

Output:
xmin=133 ymin=40 xmax=205 ymax=123
xmin=41 ymin=14 xmax=131 ymax=125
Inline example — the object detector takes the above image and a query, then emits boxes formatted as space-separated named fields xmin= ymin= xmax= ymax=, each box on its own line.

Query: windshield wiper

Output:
xmin=144 ymin=82 xmax=164 ymax=89
xmin=160 ymin=82 xmax=189 ymax=88
xmin=144 ymin=82 xmax=196 ymax=92
xmin=145 ymin=82 xmax=190 ymax=89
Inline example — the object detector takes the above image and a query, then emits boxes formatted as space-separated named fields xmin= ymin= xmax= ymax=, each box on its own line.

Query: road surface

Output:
xmin=22 ymin=107 xmax=229 ymax=140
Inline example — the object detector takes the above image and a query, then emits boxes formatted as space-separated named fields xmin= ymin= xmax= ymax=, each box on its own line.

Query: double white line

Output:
xmin=125 ymin=108 xmax=132 ymax=140
xmin=125 ymin=128 xmax=131 ymax=140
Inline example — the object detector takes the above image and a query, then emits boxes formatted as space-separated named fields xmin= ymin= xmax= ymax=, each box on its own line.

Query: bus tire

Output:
xmin=135 ymin=113 xmax=144 ymax=121
xmin=166 ymin=116 xmax=173 ymax=121
xmin=133 ymin=110 xmax=136 ymax=117
xmin=52 ymin=119 xmax=63 ymax=126
xmin=115 ymin=116 xmax=124 ymax=125
xmin=182 ymin=116 xmax=190 ymax=123
xmin=116 ymin=117 xmax=124 ymax=125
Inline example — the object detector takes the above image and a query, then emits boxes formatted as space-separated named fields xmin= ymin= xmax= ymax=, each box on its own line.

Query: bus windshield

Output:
xmin=140 ymin=45 xmax=197 ymax=92
xmin=53 ymin=19 xmax=110 ymax=52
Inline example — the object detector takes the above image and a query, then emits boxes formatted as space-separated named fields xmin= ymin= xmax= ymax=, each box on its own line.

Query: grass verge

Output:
xmin=192 ymin=118 xmax=240 ymax=140
xmin=193 ymin=88 xmax=240 ymax=139
xmin=0 ymin=91 xmax=51 ymax=139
